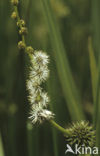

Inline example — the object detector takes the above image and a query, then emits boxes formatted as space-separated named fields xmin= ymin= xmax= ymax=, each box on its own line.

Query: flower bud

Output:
xmin=17 ymin=19 xmax=25 ymax=27
xmin=19 ymin=27 xmax=28 ymax=35
xmin=11 ymin=12 xmax=17 ymax=19
xmin=11 ymin=0 xmax=19 ymax=5
xmin=26 ymin=46 xmax=34 ymax=54
xmin=20 ymin=20 xmax=26 ymax=26
xmin=18 ymin=41 xmax=26 ymax=50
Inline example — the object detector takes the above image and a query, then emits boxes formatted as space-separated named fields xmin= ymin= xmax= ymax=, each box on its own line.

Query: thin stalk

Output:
xmin=49 ymin=120 xmax=70 ymax=136
xmin=14 ymin=6 xmax=26 ymax=44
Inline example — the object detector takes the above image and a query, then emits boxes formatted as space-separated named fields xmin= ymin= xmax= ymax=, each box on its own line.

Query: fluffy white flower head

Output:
xmin=29 ymin=51 xmax=50 ymax=84
xmin=29 ymin=105 xmax=54 ymax=124
xmin=29 ymin=66 xmax=49 ymax=84
xmin=27 ymin=50 xmax=54 ymax=124
xmin=34 ymin=50 xmax=49 ymax=66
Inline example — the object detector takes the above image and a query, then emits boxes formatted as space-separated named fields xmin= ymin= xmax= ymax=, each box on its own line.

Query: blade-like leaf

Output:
xmin=41 ymin=0 xmax=85 ymax=120
xmin=88 ymin=37 xmax=98 ymax=103
xmin=0 ymin=133 xmax=4 ymax=156
xmin=91 ymin=0 xmax=100 ymax=153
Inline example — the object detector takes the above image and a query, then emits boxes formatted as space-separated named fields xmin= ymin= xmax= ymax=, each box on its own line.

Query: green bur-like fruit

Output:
xmin=65 ymin=121 xmax=95 ymax=147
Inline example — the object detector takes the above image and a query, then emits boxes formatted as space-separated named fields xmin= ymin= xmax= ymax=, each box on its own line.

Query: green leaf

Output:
xmin=88 ymin=37 xmax=98 ymax=103
xmin=0 ymin=133 xmax=4 ymax=156
xmin=91 ymin=0 xmax=100 ymax=153
xmin=41 ymin=0 xmax=85 ymax=120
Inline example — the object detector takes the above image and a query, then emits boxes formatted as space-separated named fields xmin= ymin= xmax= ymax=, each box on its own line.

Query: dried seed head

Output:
xmin=11 ymin=0 xmax=19 ymax=5
xmin=65 ymin=121 xmax=95 ymax=147
xmin=11 ymin=12 xmax=17 ymax=19
xmin=18 ymin=41 xmax=26 ymax=50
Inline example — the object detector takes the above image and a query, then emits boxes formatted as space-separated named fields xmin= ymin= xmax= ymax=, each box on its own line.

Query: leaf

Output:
xmin=41 ymin=0 xmax=85 ymax=120
xmin=0 ymin=133 xmax=4 ymax=156
xmin=91 ymin=0 xmax=100 ymax=153
xmin=88 ymin=37 xmax=98 ymax=103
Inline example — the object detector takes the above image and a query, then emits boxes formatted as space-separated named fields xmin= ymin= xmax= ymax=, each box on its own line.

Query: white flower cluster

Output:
xmin=27 ymin=51 xmax=54 ymax=124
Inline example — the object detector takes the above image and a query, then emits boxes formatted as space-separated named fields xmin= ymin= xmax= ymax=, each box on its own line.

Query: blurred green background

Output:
xmin=0 ymin=0 xmax=100 ymax=156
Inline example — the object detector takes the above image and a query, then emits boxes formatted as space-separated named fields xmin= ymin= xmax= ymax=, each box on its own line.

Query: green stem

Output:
xmin=14 ymin=6 xmax=26 ymax=44
xmin=49 ymin=120 xmax=70 ymax=136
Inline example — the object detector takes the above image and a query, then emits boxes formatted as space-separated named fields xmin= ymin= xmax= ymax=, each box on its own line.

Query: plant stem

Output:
xmin=49 ymin=120 xmax=70 ymax=136
xmin=14 ymin=6 xmax=26 ymax=44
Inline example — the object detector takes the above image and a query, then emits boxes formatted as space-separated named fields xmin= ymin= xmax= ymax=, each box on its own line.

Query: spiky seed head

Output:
xmin=65 ymin=121 xmax=95 ymax=147
xmin=11 ymin=12 xmax=17 ymax=19
xmin=18 ymin=41 xmax=26 ymax=50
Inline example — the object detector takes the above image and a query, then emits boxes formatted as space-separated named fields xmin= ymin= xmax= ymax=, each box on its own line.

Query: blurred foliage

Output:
xmin=0 ymin=0 xmax=99 ymax=156
xmin=51 ymin=0 xmax=70 ymax=18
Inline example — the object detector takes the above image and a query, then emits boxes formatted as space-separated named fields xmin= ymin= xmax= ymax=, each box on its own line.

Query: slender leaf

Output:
xmin=91 ymin=0 xmax=100 ymax=152
xmin=40 ymin=0 xmax=85 ymax=120
xmin=88 ymin=37 xmax=98 ymax=103
xmin=0 ymin=133 xmax=4 ymax=156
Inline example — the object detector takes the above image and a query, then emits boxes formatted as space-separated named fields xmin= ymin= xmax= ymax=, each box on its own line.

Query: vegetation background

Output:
xmin=0 ymin=0 xmax=100 ymax=156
